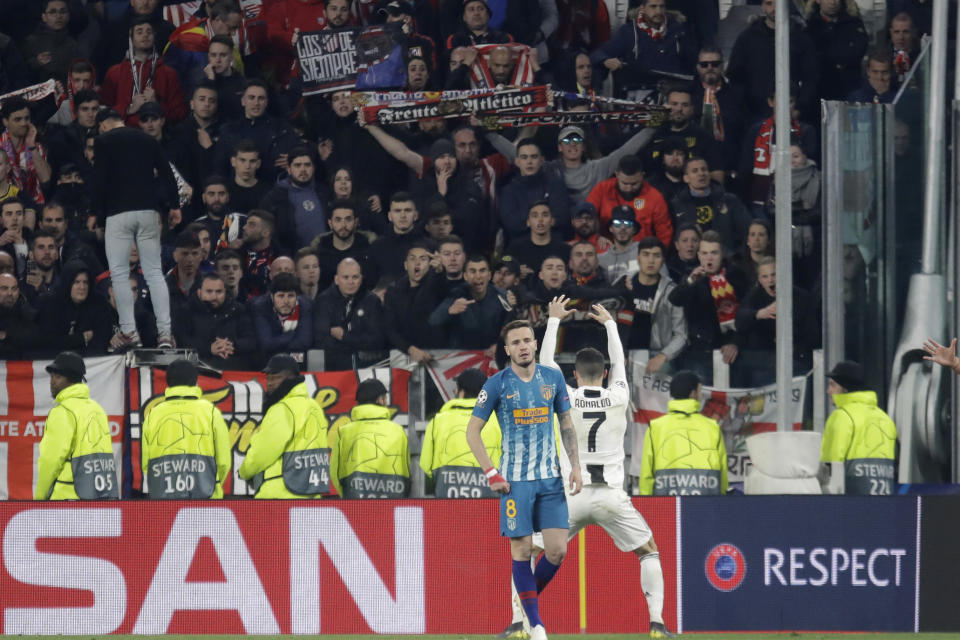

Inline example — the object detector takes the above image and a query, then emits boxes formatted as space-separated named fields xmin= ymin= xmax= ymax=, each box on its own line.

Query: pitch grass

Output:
xmin=17 ymin=634 xmax=959 ymax=640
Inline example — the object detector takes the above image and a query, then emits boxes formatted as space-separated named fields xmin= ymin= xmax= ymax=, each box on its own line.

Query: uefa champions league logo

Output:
xmin=705 ymin=543 xmax=747 ymax=592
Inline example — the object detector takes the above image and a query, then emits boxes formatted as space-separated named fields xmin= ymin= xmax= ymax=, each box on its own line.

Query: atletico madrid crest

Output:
xmin=540 ymin=385 xmax=554 ymax=401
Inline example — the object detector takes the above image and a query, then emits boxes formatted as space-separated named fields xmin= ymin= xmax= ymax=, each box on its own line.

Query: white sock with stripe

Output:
xmin=640 ymin=552 xmax=665 ymax=625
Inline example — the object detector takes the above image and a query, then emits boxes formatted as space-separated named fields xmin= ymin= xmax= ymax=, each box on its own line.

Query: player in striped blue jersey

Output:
xmin=467 ymin=319 xmax=582 ymax=640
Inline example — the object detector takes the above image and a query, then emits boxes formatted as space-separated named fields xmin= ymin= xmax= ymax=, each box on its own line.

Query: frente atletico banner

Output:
xmin=0 ymin=498 xmax=677 ymax=634
xmin=0 ymin=356 xmax=125 ymax=499
xmin=355 ymin=85 xmax=552 ymax=125
xmin=296 ymin=24 xmax=406 ymax=95
xmin=127 ymin=366 xmax=411 ymax=496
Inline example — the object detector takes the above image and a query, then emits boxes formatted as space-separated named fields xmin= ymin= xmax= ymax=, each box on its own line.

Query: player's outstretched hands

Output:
xmin=548 ymin=295 xmax=575 ymax=320
xmin=588 ymin=303 xmax=613 ymax=324
xmin=923 ymin=337 xmax=958 ymax=369
xmin=568 ymin=465 xmax=582 ymax=496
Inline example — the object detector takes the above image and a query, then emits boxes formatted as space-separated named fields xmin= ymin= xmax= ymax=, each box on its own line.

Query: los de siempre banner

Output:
xmin=296 ymin=24 xmax=406 ymax=95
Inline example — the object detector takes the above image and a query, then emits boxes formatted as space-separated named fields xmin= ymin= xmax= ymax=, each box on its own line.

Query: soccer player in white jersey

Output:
xmin=540 ymin=295 xmax=674 ymax=639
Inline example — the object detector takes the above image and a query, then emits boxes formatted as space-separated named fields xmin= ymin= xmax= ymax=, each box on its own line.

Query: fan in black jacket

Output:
xmin=35 ymin=260 xmax=113 ymax=357
xmin=175 ymin=273 xmax=259 ymax=371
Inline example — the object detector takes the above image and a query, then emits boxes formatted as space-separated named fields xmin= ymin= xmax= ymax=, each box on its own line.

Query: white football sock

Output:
xmin=640 ymin=552 xmax=665 ymax=625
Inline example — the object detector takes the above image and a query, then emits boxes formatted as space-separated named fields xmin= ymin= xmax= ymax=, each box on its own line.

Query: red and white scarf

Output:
xmin=752 ymin=116 xmax=800 ymax=177
xmin=0 ymin=131 xmax=45 ymax=205
xmin=635 ymin=14 xmax=666 ymax=40
xmin=468 ymin=43 xmax=536 ymax=89
xmin=708 ymin=269 xmax=738 ymax=331
xmin=893 ymin=49 xmax=911 ymax=77
xmin=278 ymin=303 xmax=301 ymax=332
xmin=702 ymin=85 xmax=724 ymax=141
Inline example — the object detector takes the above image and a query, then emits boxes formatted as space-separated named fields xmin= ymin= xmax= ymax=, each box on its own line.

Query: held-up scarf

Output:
xmin=701 ymin=85 xmax=724 ymax=141
xmin=635 ymin=14 xmax=666 ymax=40
xmin=0 ymin=131 xmax=45 ymax=205
xmin=752 ymin=116 xmax=800 ymax=177
xmin=708 ymin=269 xmax=738 ymax=331
xmin=893 ymin=49 xmax=911 ymax=77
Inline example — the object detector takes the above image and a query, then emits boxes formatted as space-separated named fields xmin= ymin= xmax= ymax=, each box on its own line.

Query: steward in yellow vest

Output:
xmin=36 ymin=352 xmax=118 ymax=500
xmin=239 ymin=354 xmax=330 ymax=498
xmin=332 ymin=378 xmax=410 ymax=498
xmin=640 ymin=370 xmax=727 ymax=496
xmin=822 ymin=361 xmax=897 ymax=495
xmin=141 ymin=359 xmax=232 ymax=499
xmin=420 ymin=368 xmax=502 ymax=498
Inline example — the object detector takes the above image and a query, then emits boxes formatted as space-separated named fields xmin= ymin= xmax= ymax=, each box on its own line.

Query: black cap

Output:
xmin=610 ymin=204 xmax=636 ymax=224
xmin=428 ymin=138 xmax=455 ymax=161
xmin=262 ymin=354 xmax=300 ymax=375
xmin=573 ymin=201 xmax=597 ymax=218
xmin=669 ymin=370 xmax=700 ymax=399
xmin=827 ymin=360 xmax=866 ymax=392
xmin=95 ymin=108 xmax=123 ymax=125
xmin=379 ymin=0 xmax=414 ymax=15
xmin=138 ymin=101 xmax=164 ymax=120
xmin=166 ymin=359 xmax=198 ymax=387
xmin=356 ymin=378 xmax=388 ymax=404
xmin=46 ymin=351 xmax=86 ymax=382
xmin=495 ymin=254 xmax=521 ymax=276
xmin=455 ymin=368 xmax=487 ymax=397
xmin=661 ymin=136 xmax=687 ymax=156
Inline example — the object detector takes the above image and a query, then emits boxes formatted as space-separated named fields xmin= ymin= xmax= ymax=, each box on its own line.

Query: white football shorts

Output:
xmin=567 ymin=484 xmax=652 ymax=551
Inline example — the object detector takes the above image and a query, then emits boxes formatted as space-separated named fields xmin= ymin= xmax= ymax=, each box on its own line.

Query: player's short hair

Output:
xmin=757 ymin=255 xmax=776 ymax=268
xmin=465 ymin=254 xmax=490 ymax=269
xmin=670 ymin=370 xmax=700 ymax=399
xmin=328 ymin=198 xmax=356 ymax=218
xmin=73 ymin=89 xmax=100 ymax=108
xmin=210 ymin=1 xmax=241 ymax=21
xmin=406 ymin=239 xmax=435 ymax=258
xmin=700 ymin=229 xmax=723 ymax=248
xmin=455 ymin=368 xmax=487 ymax=398
xmin=200 ymin=272 xmax=225 ymax=287
xmin=528 ymin=199 xmax=551 ymax=215
xmin=616 ymin=154 xmax=644 ymax=176
xmin=203 ymin=174 xmax=229 ymax=190
xmin=574 ymin=347 xmax=606 ymax=380
xmin=232 ymin=139 xmax=259 ymax=156
xmin=683 ymin=155 xmax=709 ymax=173
xmin=390 ymin=191 xmax=416 ymax=207
xmin=243 ymin=78 xmax=269 ymax=95
xmin=247 ymin=208 xmax=275 ymax=231
xmin=209 ymin=34 xmax=235 ymax=50
xmin=356 ymin=378 xmax=388 ymax=405
xmin=69 ymin=59 xmax=94 ymax=76
xmin=674 ymin=223 xmax=701 ymax=241
xmin=0 ymin=196 xmax=24 ymax=212
xmin=500 ymin=319 xmax=534 ymax=342
xmin=166 ymin=359 xmax=198 ymax=387
xmin=215 ymin=248 xmax=242 ymax=265
xmin=287 ymin=145 xmax=314 ymax=165
xmin=0 ymin=97 xmax=29 ymax=121
xmin=516 ymin=139 xmax=542 ymax=155
xmin=31 ymin=229 xmax=56 ymax=248
xmin=269 ymin=272 xmax=299 ymax=294
xmin=294 ymin=247 xmax=317 ymax=265
xmin=439 ymin=234 xmax=464 ymax=250
xmin=637 ymin=236 xmax=664 ymax=253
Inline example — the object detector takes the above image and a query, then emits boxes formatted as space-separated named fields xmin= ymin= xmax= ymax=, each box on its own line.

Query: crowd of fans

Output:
xmin=0 ymin=0 xmax=932 ymax=385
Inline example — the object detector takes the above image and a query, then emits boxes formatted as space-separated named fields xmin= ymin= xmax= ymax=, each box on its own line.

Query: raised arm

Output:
xmin=364 ymin=124 xmax=426 ymax=175
xmin=589 ymin=303 xmax=625 ymax=384
xmin=923 ymin=337 xmax=960 ymax=373
xmin=540 ymin=295 xmax=574 ymax=370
